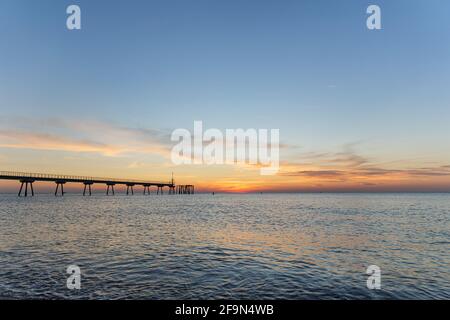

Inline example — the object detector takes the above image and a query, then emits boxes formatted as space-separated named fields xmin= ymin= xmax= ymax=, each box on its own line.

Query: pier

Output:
xmin=0 ymin=171 xmax=194 ymax=197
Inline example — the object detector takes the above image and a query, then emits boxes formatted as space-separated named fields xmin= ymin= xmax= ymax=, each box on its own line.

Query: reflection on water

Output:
xmin=0 ymin=193 xmax=449 ymax=299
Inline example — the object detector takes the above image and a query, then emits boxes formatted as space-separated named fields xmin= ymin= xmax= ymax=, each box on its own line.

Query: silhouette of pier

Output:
xmin=0 ymin=171 xmax=194 ymax=197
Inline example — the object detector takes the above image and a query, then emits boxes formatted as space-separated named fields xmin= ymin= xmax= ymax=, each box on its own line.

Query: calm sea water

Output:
xmin=0 ymin=193 xmax=449 ymax=299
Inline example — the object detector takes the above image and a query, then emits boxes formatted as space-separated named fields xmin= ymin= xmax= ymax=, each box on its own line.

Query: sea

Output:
xmin=0 ymin=193 xmax=449 ymax=299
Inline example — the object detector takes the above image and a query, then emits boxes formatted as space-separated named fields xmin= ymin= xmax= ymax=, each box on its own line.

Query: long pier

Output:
xmin=0 ymin=171 xmax=194 ymax=197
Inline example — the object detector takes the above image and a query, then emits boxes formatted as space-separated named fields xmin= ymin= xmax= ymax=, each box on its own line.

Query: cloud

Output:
xmin=281 ymin=167 xmax=450 ymax=179
xmin=282 ymin=170 xmax=345 ymax=178
xmin=0 ymin=130 xmax=122 ymax=154
xmin=278 ymin=145 xmax=450 ymax=181
xmin=0 ymin=118 xmax=173 ymax=158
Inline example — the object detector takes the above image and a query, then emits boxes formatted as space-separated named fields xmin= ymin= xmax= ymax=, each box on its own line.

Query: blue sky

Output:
xmin=0 ymin=0 xmax=449 ymax=191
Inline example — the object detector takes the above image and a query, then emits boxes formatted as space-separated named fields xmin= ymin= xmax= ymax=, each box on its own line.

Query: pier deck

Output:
xmin=0 ymin=171 xmax=194 ymax=196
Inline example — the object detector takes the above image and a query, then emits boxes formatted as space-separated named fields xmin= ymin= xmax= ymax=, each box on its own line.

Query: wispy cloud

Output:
xmin=278 ymin=144 xmax=450 ymax=182
xmin=0 ymin=118 xmax=173 ymax=158
xmin=281 ymin=166 xmax=450 ymax=179
xmin=0 ymin=130 xmax=121 ymax=155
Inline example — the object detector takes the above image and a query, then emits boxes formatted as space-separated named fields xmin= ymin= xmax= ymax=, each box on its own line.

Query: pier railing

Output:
xmin=0 ymin=171 xmax=170 ymax=185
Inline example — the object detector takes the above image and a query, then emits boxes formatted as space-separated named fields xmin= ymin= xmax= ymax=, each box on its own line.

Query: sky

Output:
xmin=0 ymin=0 xmax=449 ymax=192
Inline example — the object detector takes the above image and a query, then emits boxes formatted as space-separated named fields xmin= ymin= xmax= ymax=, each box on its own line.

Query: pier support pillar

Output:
xmin=126 ymin=184 xmax=135 ymax=195
xmin=106 ymin=183 xmax=115 ymax=196
xmin=55 ymin=181 xmax=66 ymax=196
xmin=175 ymin=185 xmax=194 ymax=195
xmin=83 ymin=182 xmax=93 ymax=196
xmin=157 ymin=186 xmax=163 ymax=195
xmin=143 ymin=185 xmax=151 ymax=195
xmin=18 ymin=179 xmax=35 ymax=197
